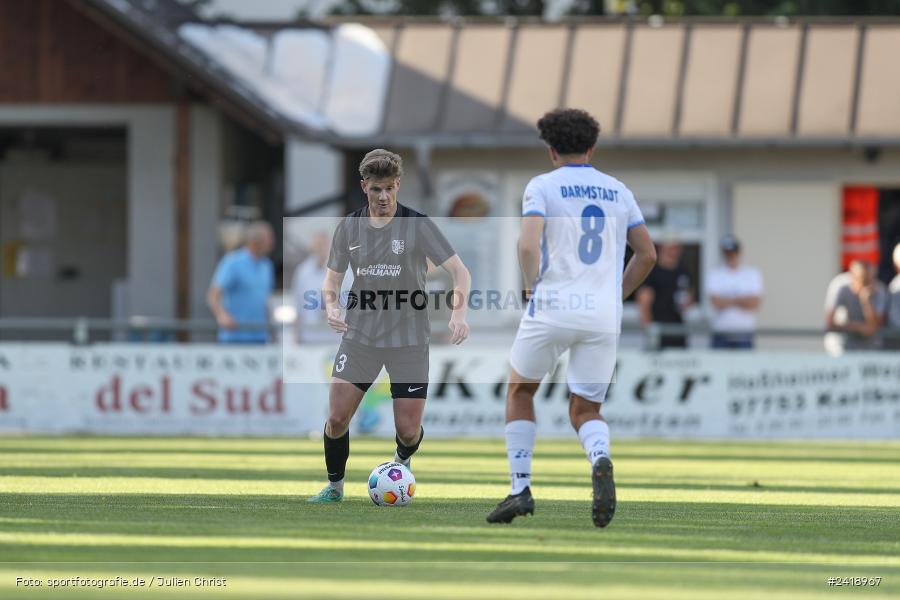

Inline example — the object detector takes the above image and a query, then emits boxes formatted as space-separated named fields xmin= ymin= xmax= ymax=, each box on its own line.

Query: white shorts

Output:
xmin=509 ymin=317 xmax=617 ymax=403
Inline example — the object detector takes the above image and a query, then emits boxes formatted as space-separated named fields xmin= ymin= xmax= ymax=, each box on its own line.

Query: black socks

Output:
xmin=324 ymin=426 xmax=421 ymax=481
xmin=395 ymin=427 xmax=424 ymax=461
xmin=324 ymin=428 xmax=350 ymax=482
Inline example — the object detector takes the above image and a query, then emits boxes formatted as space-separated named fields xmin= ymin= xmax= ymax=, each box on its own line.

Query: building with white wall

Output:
xmin=3 ymin=0 xmax=900 ymax=345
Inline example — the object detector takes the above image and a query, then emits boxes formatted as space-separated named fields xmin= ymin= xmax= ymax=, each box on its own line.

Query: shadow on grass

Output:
xmin=0 ymin=493 xmax=898 ymax=565
xmin=0 ymin=447 xmax=331 ymax=457
xmin=2 ymin=445 xmax=899 ymax=466
xmin=2 ymin=468 xmax=899 ymax=498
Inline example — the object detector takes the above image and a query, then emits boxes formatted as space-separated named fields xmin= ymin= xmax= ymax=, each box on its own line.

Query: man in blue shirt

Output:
xmin=207 ymin=222 xmax=275 ymax=343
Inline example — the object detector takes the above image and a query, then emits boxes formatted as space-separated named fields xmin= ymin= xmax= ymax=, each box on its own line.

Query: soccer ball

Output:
xmin=368 ymin=462 xmax=416 ymax=507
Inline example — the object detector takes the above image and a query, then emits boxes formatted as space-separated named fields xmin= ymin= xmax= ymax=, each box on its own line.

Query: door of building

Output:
xmin=0 ymin=162 xmax=126 ymax=334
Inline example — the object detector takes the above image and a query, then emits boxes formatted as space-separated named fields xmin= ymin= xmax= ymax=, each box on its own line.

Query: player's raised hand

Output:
xmin=448 ymin=314 xmax=470 ymax=345
xmin=327 ymin=307 xmax=348 ymax=333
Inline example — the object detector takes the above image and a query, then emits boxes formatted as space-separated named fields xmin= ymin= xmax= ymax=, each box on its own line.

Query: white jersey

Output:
xmin=521 ymin=164 xmax=644 ymax=333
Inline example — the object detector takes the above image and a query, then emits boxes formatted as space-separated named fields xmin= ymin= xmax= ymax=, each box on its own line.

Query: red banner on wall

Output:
xmin=842 ymin=186 xmax=880 ymax=270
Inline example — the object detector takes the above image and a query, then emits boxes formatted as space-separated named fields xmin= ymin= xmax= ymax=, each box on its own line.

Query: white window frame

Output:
xmin=619 ymin=172 xmax=719 ymax=321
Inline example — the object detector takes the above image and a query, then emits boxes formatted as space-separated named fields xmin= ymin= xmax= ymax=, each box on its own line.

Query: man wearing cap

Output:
xmin=706 ymin=235 xmax=763 ymax=349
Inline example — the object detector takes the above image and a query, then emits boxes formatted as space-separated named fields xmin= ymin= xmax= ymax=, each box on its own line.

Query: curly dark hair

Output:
xmin=536 ymin=108 xmax=600 ymax=155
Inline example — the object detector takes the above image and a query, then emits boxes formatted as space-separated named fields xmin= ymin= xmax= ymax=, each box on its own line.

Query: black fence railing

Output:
xmin=642 ymin=322 xmax=900 ymax=350
xmin=0 ymin=317 xmax=268 ymax=344
xmin=0 ymin=317 xmax=898 ymax=348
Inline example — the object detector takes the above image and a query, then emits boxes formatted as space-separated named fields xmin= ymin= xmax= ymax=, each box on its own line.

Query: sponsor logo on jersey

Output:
xmin=356 ymin=264 xmax=402 ymax=277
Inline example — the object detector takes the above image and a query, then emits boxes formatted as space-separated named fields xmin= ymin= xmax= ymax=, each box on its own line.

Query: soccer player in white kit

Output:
xmin=487 ymin=109 xmax=657 ymax=527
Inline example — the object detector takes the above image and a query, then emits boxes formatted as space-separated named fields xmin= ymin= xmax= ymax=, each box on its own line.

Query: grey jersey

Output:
xmin=327 ymin=204 xmax=455 ymax=348
xmin=888 ymin=274 xmax=900 ymax=330
xmin=824 ymin=272 xmax=888 ymax=350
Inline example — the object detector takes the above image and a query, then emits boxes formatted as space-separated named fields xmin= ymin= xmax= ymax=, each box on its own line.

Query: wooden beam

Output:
xmin=38 ymin=0 xmax=53 ymax=101
xmin=175 ymin=101 xmax=191 ymax=339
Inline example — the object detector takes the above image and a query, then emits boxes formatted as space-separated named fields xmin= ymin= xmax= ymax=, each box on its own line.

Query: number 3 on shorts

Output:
xmin=335 ymin=353 xmax=348 ymax=373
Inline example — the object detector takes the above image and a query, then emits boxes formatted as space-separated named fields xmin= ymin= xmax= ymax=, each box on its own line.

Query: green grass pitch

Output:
xmin=0 ymin=436 xmax=898 ymax=599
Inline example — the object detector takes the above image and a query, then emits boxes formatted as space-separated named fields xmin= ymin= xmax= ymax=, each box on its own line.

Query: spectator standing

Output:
xmin=885 ymin=244 xmax=900 ymax=350
xmin=292 ymin=231 xmax=353 ymax=343
xmin=707 ymin=235 xmax=763 ymax=349
xmin=207 ymin=221 xmax=275 ymax=344
xmin=824 ymin=260 xmax=887 ymax=353
xmin=636 ymin=239 xmax=693 ymax=349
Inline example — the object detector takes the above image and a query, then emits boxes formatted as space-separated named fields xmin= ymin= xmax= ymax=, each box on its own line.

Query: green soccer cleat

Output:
xmin=306 ymin=486 xmax=344 ymax=503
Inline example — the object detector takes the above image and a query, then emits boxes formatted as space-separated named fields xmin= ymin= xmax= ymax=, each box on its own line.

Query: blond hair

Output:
xmin=359 ymin=149 xmax=403 ymax=180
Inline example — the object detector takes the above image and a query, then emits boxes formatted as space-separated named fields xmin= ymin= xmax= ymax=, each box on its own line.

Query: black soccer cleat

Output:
xmin=591 ymin=457 xmax=616 ymax=528
xmin=486 ymin=487 xmax=535 ymax=524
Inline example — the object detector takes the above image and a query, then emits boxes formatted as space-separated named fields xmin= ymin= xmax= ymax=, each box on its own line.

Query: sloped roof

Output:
xmin=83 ymin=2 xmax=900 ymax=147
xmin=363 ymin=18 xmax=900 ymax=146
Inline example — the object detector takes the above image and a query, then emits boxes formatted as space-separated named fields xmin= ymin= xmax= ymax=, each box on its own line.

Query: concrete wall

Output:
xmin=285 ymin=138 xmax=342 ymax=213
xmin=733 ymin=182 xmax=840 ymax=330
xmin=189 ymin=106 xmax=223 ymax=320
xmin=127 ymin=108 xmax=176 ymax=318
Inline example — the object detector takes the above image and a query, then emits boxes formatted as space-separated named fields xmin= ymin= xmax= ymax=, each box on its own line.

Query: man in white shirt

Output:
xmin=707 ymin=235 xmax=763 ymax=349
xmin=292 ymin=231 xmax=352 ymax=343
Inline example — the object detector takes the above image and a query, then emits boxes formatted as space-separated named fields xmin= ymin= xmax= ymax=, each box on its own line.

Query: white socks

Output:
xmin=578 ymin=420 xmax=611 ymax=465
xmin=328 ymin=480 xmax=344 ymax=493
xmin=505 ymin=420 xmax=536 ymax=495
xmin=503 ymin=419 xmax=609 ymax=495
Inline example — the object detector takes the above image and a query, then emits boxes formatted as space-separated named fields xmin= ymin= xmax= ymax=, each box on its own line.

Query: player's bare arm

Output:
xmin=439 ymin=254 xmax=471 ymax=345
xmin=323 ymin=267 xmax=348 ymax=333
xmin=622 ymin=224 xmax=657 ymax=298
xmin=518 ymin=214 xmax=545 ymax=296
xmin=206 ymin=286 xmax=236 ymax=329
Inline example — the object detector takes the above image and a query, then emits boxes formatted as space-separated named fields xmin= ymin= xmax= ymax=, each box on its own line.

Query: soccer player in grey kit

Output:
xmin=308 ymin=149 xmax=471 ymax=503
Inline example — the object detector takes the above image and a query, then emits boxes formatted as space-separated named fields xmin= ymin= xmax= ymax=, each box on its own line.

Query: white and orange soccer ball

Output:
xmin=368 ymin=462 xmax=416 ymax=507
